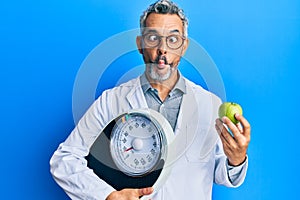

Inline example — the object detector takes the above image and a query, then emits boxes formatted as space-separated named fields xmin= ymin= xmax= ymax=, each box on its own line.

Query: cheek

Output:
xmin=172 ymin=48 xmax=184 ymax=58
xmin=171 ymin=58 xmax=181 ymax=68
xmin=170 ymin=51 xmax=183 ymax=65
xmin=142 ymin=48 xmax=157 ymax=62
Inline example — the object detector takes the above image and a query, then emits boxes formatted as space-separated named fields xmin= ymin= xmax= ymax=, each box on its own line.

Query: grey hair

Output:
xmin=140 ymin=0 xmax=188 ymax=37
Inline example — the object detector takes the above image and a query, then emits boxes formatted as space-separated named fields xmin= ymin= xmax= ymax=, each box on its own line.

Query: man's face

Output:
xmin=137 ymin=13 xmax=188 ymax=82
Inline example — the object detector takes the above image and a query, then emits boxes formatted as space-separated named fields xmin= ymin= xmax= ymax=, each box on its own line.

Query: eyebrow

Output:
xmin=143 ymin=29 xmax=181 ymax=35
xmin=170 ymin=29 xmax=180 ymax=34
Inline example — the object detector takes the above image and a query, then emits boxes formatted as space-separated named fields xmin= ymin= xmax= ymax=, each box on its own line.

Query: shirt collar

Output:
xmin=140 ymin=72 xmax=187 ymax=94
xmin=140 ymin=73 xmax=152 ymax=93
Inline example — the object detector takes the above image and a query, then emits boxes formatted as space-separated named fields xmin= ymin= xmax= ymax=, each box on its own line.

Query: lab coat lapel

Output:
xmin=170 ymin=82 xmax=219 ymax=162
xmin=169 ymin=84 xmax=199 ymax=161
xmin=125 ymin=77 xmax=148 ymax=109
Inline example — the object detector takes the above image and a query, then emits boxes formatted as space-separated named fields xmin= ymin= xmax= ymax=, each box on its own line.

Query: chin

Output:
xmin=148 ymin=63 xmax=175 ymax=82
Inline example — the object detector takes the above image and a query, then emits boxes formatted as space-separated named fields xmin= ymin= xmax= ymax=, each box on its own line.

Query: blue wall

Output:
xmin=1 ymin=0 xmax=299 ymax=199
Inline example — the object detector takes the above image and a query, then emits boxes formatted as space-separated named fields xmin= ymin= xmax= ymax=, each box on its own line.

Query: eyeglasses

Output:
xmin=142 ymin=33 xmax=185 ymax=50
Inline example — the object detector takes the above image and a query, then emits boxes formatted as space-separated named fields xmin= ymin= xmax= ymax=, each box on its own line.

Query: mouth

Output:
xmin=152 ymin=56 xmax=171 ymax=69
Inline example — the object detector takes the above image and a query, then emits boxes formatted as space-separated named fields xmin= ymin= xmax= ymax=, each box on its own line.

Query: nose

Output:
xmin=157 ymin=38 xmax=167 ymax=55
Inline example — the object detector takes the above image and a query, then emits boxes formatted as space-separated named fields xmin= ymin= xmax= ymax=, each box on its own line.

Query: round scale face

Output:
xmin=110 ymin=113 xmax=162 ymax=177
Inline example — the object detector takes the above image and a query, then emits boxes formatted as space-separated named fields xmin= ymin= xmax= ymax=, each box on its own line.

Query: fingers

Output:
xmin=107 ymin=187 xmax=153 ymax=200
xmin=222 ymin=118 xmax=243 ymax=145
xmin=236 ymin=121 xmax=244 ymax=133
xmin=235 ymin=113 xmax=251 ymax=139
xmin=220 ymin=115 xmax=250 ymax=142
xmin=215 ymin=115 xmax=251 ymax=149
xmin=137 ymin=187 xmax=154 ymax=196
xmin=215 ymin=119 xmax=235 ymax=145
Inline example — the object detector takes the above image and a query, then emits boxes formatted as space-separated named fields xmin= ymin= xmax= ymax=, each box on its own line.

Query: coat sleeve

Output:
xmin=50 ymin=90 xmax=116 ymax=200
xmin=214 ymin=138 xmax=248 ymax=187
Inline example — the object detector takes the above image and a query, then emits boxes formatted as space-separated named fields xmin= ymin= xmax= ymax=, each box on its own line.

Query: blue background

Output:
xmin=1 ymin=0 xmax=299 ymax=199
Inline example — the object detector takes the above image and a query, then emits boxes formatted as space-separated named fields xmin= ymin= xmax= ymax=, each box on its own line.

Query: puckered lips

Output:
xmin=154 ymin=56 xmax=170 ymax=69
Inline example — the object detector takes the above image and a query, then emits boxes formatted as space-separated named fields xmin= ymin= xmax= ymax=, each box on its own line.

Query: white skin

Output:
xmin=136 ymin=13 xmax=189 ymax=102
xmin=107 ymin=13 xmax=251 ymax=200
xmin=148 ymin=62 xmax=172 ymax=82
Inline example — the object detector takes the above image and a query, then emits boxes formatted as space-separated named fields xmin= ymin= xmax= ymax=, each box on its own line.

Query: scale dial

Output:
xmin=110 ymin=113 xmax=163 ymax=177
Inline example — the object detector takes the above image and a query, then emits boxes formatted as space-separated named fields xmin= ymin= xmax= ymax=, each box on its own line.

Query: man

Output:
xmin=50 ymin=0 xmax=251 ymax=199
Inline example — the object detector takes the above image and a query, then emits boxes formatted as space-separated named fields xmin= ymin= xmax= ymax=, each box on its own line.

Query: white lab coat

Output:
xmin=50 ymin=76 xmax=248 ymax=200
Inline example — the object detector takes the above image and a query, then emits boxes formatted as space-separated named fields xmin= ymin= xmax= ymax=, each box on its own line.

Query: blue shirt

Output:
xmin=140 ymin=73 xmax=186 ymax=131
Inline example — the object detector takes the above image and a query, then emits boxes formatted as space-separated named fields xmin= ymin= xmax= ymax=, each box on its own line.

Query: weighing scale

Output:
xmin=86 ymin=109 xmax=175 ymax=198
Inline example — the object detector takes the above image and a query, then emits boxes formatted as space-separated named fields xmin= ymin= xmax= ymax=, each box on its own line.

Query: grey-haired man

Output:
xmin=50 ymin=1 xmax=250 ymax=199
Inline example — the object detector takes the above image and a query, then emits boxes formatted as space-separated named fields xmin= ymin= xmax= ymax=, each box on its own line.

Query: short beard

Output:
xmin=147 ymin=63 xmax=173 ymax=82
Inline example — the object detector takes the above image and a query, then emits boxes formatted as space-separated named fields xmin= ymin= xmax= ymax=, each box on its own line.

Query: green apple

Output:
xmin=218 ymin=102 xmax=243 ymax=124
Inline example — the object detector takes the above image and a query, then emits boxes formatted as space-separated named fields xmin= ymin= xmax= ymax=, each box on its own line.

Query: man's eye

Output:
xmin=148 ymin=35 xmax=159 ymax=41
xmin=168 ymin=36 xmax=178 ymax=43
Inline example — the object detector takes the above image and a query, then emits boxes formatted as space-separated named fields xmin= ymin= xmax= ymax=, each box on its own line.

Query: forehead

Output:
xmin=144 ymin=13 xmax=183 ymax=34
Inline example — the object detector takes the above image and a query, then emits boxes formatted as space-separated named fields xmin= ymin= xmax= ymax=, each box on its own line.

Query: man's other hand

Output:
xmin=106 ymin=187 xmax=154 ymax=200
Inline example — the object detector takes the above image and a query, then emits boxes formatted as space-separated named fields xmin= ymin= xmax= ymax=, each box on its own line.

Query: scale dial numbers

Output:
xmin=110 ymin=114 xmax=162 ymax=177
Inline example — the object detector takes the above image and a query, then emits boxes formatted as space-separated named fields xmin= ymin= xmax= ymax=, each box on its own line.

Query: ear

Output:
xmin=136 ymin=36 xmax=143 ymax=54
xmin=181 ymin=38 xmax=189 ymax=56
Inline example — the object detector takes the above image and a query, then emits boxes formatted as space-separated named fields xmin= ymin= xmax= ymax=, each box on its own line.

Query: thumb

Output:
xmin=137 ymin=187 xmax=154 ymax=196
